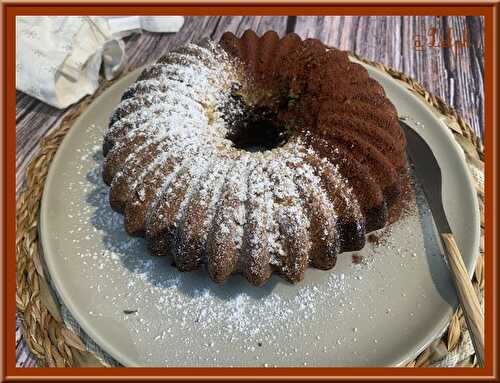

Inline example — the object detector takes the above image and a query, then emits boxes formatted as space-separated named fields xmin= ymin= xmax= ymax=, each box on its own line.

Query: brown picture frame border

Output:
xmin=3 ymin=3 xmax=498 ymax=381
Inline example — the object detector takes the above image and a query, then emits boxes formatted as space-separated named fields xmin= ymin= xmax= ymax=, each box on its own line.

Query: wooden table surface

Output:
xmin=16 ymin=15 xmax=484 ymax=367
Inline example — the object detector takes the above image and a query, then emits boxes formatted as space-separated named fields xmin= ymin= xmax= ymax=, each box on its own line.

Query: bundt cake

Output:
xmin=102 ymin=30 xmax=408 ymax=286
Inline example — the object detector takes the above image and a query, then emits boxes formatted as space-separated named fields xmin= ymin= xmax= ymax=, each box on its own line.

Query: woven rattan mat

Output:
xmin=16 ymin=55 xmax=485 ymax=368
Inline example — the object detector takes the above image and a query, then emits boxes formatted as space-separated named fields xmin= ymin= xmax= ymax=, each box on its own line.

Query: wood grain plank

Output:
xmin=122 ymin=16 xmax=289 ymax=72
xmin=443 ymin=16 xmax=484 ymax=137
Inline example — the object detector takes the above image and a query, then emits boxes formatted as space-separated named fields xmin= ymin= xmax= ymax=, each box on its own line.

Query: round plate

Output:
xmin=40 ymin=62 xmax=480 ymax=367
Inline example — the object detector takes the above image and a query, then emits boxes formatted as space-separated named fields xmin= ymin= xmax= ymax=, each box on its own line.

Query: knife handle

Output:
xmin=441 ymin=233 xmax=485 ymax=367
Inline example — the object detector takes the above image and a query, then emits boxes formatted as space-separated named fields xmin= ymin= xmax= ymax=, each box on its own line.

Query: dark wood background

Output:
xmin=16 ymin=16 xmax=484 ymax=367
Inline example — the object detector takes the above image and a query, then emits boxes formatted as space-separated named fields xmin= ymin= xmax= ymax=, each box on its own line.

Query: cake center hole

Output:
xmin=225 ymin=108 xmax=290 ymax=152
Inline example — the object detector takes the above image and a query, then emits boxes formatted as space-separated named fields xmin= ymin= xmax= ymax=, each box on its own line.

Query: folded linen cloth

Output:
xmin=16 ymin=16 xmax=184 ymax=109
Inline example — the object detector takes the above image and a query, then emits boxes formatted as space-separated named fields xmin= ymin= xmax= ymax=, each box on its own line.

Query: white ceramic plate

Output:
xmin=40 ymin=62 xmax=480 ymax=367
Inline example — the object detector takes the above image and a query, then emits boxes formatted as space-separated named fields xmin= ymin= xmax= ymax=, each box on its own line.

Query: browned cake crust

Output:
xmin=102 ymin=30 xmax=408 ymax=286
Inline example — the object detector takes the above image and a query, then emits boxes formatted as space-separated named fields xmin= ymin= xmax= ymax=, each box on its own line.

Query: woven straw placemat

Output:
xmin=16 ymin=55 xmax=485 ymax=368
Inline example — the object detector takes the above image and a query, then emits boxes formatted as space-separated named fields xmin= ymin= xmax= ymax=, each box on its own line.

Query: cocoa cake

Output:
xmin=102 ymin=30 xmax=408 ymax=286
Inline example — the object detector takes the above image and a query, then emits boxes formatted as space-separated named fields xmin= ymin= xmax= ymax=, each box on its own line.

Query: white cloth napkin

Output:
xmin=16 ymin=16 xmax=184 ymax=109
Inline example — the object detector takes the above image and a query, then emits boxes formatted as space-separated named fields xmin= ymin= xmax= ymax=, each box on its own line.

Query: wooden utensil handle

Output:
xmin=441 ymin=233 xmax=485 ymax=367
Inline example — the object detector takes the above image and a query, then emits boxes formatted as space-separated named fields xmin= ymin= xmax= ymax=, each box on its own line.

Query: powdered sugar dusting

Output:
xmin=50 ymin=120 xmax=444 ymax=367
